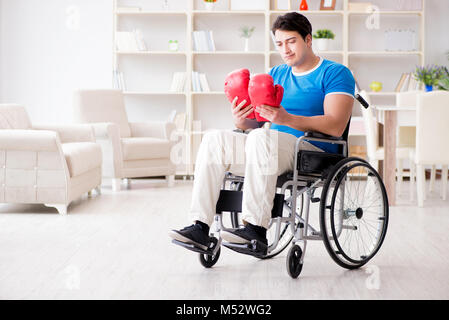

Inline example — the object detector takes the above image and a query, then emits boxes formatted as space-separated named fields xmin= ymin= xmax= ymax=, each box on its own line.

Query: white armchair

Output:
xmin=0 ymin=104 xmax=102 ymax=214
xmin=73 ymin=89 xmax=176 ymax=191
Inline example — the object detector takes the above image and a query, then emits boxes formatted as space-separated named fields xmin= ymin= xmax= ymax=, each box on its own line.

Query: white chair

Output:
xmin=0 ymin=104 xmax=102 ymax=215
xmin=415 ymin=91 xmax=449 ymax=207
xmin=359 ymin=90 xmax=415 ymax=198
xmin=73 ymin=89 xmax=176 ymax=191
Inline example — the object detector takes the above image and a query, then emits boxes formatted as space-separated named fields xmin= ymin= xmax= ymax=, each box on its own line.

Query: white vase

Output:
xmin=315 ymin=38 xmax=331 ymax=51
xmin=204 ymin=2 xmax=215 ymax=11
xmin=244 ymin=38 xmax=249 ymax=52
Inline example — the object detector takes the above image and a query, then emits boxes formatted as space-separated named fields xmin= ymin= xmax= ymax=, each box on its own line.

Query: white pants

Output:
xmin=189 ymin=128 xmax=322 ymax=229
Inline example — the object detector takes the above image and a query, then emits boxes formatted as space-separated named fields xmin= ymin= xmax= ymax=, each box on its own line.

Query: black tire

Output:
xmin=319 ymin=157 xmax=389 ymax=270
xmin=286 ymin=244 xmax=303 ymax=278
xmin=199 ymin=247 xmax=221 ymax=268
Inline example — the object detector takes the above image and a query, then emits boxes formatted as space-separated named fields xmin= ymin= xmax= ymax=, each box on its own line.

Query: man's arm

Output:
xmin=285 ymin=94 xmax=354 ymax=137
xmin=235 ymin=118 xmax=261 ymax=131
xmin=256 ymin=94 xmax=354 ymax=137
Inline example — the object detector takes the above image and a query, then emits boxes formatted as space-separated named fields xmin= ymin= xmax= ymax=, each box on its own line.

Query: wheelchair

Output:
xmin=172 ymin=94 xmax=389 ymax=278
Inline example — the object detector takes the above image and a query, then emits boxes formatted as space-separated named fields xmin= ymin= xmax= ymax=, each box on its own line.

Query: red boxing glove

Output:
xmin=224 ymin=68 xmax=255 ymax=119
xmin=248 ymin=74 xmax=284 ymax=122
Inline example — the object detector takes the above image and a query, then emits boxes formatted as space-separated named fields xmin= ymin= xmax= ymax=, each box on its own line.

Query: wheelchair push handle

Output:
xmin=355 ymin=93 xmax=369 ymax=109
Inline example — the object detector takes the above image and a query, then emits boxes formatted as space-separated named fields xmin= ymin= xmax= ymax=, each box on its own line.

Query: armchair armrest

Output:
xmin=89 ymin=122 xmax=121 ymax=140
xmin=129 ymin=121 xmax=176 ymax=140
xmin=33 ymin=123 xmax=95 ymax=143
xmin=0 ymin=129 xmax=61 ymax=151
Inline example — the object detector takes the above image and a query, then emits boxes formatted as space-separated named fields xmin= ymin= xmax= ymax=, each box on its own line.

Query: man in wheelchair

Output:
xmin=169 ymin=12 xmax=387 ymax=277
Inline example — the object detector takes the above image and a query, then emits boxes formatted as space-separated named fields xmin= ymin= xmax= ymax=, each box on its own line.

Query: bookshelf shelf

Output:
xmin=270 ymin=10 xmax=345 ymax=15
xmin=116 ymin=51 xmax=186 ymax=55
xmin=193 ymin=51 xmax=265 ymax=55
xmin=348 ymin=51 xmax=423 ymax=56
xmin=191 ymin=91 xmax=225 ymax=95
xmin=193 ymin=10 xmax=265 ymax=15
xmin=365 ymin=91 xmax=397 ymax=96
xmin=348 ymin=11 xmax=422 ymax=15
xmin=123 ymin=91 xmax=187 ymax=96
xmin=115 ymin=11 xmax=187 ymax=16
xmin=113 ymin=0 xmax=426 ymax=176
xmin=270 ymin=50 xmax=344 ymax=55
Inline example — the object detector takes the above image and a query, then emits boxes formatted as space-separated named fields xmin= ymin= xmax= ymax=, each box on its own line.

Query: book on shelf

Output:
xmin=395 ymin=72 xmax=421 ymax=92
xmin=116 ymin=30 xmax=147 ymax=52
xmin=394 ymin=73 xmax=407 ymax=92
xmin=192 ymin=30 xmax=216 ymax=52
xmin=407 ymin=74 xmax=420 ymax=91
xmin=170 ymin=72 xmax=187 ymax=92
xmin=401 ymin=73 xmax=411 ymax=92
xmin=116 ymin=6 xmax=142 ymax=13
xmin=113 ymin=70 xmax=126 ymax=91
xmin=191 ymin=71 xmax=211 ymax=92
xmin=199 ymin=73 xmax=210 ymax=92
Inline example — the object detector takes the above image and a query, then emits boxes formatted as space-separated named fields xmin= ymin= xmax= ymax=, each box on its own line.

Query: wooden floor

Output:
xmin=0 ymin=178 xmax=448 ymax=300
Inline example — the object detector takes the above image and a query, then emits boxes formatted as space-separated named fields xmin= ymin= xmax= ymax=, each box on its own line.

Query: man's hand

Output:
xmin=231 ymin=96 xmax=257 ymax=130
xmin=255 ymin=104 xmax=291 ymax=126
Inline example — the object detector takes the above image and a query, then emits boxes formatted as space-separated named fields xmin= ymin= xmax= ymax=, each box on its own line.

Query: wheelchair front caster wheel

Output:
xmin=199 ymin=248 xmax=220 ymax=268
xmin=286 ymin=245 xmax=303 ymax=278
xmin=199 ymin=238 xmax=220 ymax=268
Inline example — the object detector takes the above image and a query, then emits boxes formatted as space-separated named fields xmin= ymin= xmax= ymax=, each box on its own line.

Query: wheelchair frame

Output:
xmin=172 ymin=94 xmax=388 ymax=278
xmin=213 ymin=134 xmax=348 ymax=261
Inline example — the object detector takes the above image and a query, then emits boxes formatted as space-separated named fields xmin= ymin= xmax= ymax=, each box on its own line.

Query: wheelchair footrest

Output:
xmin=171 ymin=239 xmax=216 ymax=256
xmin=222 ymin=240 xmax=267 ymax=258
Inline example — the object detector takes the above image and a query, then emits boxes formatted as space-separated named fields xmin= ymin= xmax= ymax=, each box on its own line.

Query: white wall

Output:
xmin=0 ymin=0 xmax=113 ymax=123
xmin=0 ymin=0 xmax=448 ymax=123
xmin=425 ymin=0 xmax=449 ymax=67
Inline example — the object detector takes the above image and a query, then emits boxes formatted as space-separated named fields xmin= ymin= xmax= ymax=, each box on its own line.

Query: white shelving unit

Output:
xmin=113 ymin=0 xmax=425 ymax=176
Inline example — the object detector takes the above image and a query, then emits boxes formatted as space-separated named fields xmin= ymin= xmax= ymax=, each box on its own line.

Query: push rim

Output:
xmin=321 ymin=158 xmax=388 ymax=268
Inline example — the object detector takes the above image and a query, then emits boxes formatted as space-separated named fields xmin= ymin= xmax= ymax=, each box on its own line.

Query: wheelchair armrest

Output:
xmin=304 ymin=131 xmax=343 ymax=141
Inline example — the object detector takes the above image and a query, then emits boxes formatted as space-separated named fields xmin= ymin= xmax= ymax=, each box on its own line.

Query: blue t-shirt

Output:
xmin=269 ymin=58 xmax=355 ymax=153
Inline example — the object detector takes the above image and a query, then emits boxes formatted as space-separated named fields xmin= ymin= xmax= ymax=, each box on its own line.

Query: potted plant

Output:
xmin=312 ymin=29 xmax=335 ymax=51
xmin=239 ymin=26 xmax=255 ymax=52
xmin=203 ymin=0 xmax=217 ymax=11
xmin=413 ymin=65 xmax=446 ymax=92
xmin=437 ymin=67 xmax=449 ymax=91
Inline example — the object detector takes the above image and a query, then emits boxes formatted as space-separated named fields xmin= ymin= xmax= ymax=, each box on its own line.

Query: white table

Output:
xmin=373 ymin=105 xmax=416 ymax=206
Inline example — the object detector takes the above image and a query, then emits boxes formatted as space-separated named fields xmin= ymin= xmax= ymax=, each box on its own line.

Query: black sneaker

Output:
xmin=169 ymin=224 xmax=211 ymax=251
xmin=221 ymin=223 xmax=268 ymax=246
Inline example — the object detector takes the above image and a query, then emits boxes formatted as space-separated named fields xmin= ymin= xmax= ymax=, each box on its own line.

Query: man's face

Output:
xmin=274 ymin=29 xmax=311 ymax=67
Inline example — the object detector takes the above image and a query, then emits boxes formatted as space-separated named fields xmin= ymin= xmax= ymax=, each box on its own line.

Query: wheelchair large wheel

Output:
xmin=319 ymin=157 xmax=389 ymax=270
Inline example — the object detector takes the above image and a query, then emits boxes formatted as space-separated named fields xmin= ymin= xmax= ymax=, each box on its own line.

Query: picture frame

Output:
xmin=320 ymin=0 xmax=336 ymax=10
xmin=275 ymin=0 xmax=290 ymax=11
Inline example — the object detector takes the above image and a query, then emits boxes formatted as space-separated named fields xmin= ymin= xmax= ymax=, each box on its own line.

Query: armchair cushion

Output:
xmin=121 ymin=137 xmax=172 ymax=161
xmin=129 ymin=121 xmax=176 ymax=140
xmin=62 ymin=142 xmax=102 ymax=177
